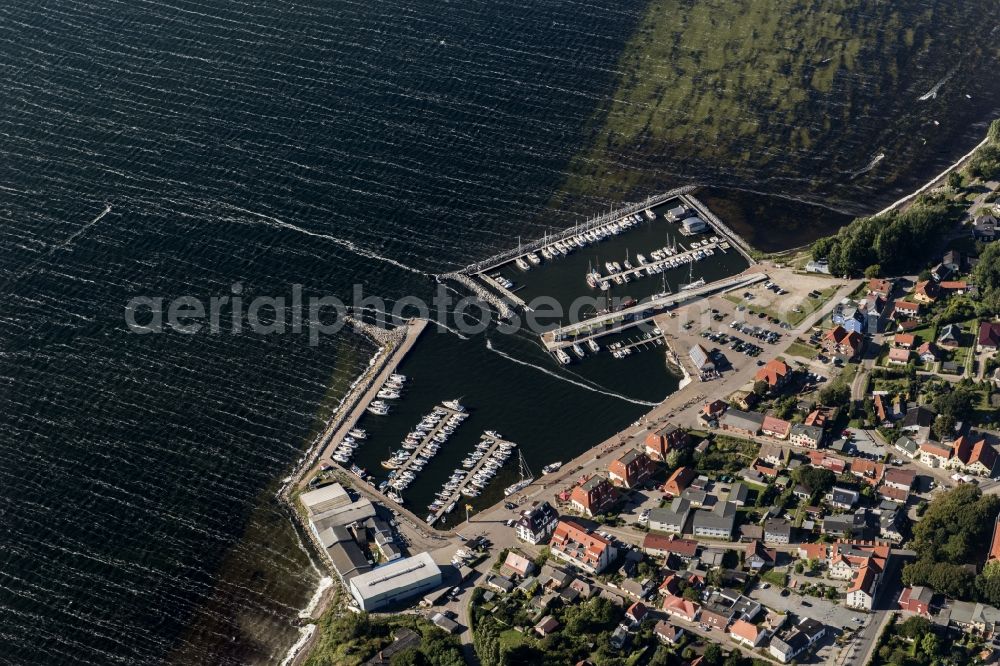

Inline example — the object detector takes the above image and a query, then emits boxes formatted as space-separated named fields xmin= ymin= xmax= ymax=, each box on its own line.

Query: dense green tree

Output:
xmin=703 ymin=643 xmax=723 ymax=666
xmin=793 ymin=466 xmax=836 ymax=496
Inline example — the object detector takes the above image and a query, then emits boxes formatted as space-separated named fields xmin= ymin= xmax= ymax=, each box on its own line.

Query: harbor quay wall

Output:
xmin=280 ymin=319 xmax=434 ymax=569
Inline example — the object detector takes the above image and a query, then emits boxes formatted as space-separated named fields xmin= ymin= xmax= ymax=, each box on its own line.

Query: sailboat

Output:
xmin=515 ymin=236 xmax=530 ymax=271
xmin=504 ymin=450 xmax=535 ymax=496
xmin=680 ymin=259 xmax=705 ymax=291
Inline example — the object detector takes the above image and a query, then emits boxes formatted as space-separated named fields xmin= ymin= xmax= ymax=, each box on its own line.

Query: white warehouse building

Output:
xmin=349 ymin=552 xmax=442 ymax=611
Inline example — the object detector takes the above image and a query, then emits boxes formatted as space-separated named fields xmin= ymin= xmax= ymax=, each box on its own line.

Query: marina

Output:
xmin=377 ymin=400 xmax=468 ymax=501
xmin=424 ymin=433 xmax=520 ymax=526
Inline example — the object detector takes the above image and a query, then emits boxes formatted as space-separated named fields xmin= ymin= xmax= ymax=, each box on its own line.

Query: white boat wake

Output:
xmin=225 ymin=204 xmax=428 ymax=276
xmin=918 ymin=65 xmax=959 ymax=101
xmin=485 ymin=338 xmax=658 ymax=407
xmin=1 ymin=203 xmax=113 ymax=290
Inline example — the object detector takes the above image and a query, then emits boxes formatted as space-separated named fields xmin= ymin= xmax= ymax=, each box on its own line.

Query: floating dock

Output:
xmin=427 ymin=434 xmax=516 ymax=525
xmin=386 ymin=403 xmax=466 ymax=479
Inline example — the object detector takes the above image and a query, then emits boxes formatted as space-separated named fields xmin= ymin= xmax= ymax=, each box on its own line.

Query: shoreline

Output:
xmin=276 ymin=120 xmax=996 ymax=661
xmin=875 ymin=130 xmax=992 ymax=217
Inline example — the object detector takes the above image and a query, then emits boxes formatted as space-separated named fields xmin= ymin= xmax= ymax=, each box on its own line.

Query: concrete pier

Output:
xmin=291 ymin=318 xmax=427 ymax=493
xmin=681 ymin=194 xmax=756 ymax=263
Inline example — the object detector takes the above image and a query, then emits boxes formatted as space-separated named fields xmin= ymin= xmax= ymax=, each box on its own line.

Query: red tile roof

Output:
xmin=755 ymin=359 xmax=790 ymax=388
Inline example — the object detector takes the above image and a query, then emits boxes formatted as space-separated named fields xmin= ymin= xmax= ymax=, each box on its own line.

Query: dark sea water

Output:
xmin=0 ymin=0 xmax=996 ymax=664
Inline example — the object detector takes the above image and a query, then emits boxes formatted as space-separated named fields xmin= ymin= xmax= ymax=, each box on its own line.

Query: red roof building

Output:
xmin=893 ymin=300 xmax=922 ymax=319
xmin=898 ymin=586 xmax=932 ymax=616
xmin=989 ymin=514 xmax=1000 ymax=563
xmin=645 ymin=423 xmax=689 ymax=461
xmin=755 ymin=359 xmax=791 ymax=391
xmin=569 ymin=476 xmax=617 ymax=516
xmin=978 ymin=322 xmax=1000 ymax=352
xmin=607 ymin=448 xmax=656 ymax=489
xmin=761 ymin=415 xmax=792 ymax=440
xmin=643 ymin=533 xmax=699 ymax=560
xmin=824 ymin=326 xmax=863 ymax=359
xmin=663 ymin=466 xmax=696 ymax=497
xmin=550 ymin=520 xmax=616 ymax=573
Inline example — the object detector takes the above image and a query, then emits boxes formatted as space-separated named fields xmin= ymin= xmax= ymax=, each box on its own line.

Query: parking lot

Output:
xmin=750 ymin=584 xmax=867 ymax=630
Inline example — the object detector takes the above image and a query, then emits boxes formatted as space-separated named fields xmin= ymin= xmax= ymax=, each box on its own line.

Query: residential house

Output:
xmin=902 ymin=406 xmax=936 ymax=432
xmin=730 ymin=619 xmax=767 ymax=648
xmin=828 ymin=540 xmax=892 ymax=610
xmin=746 ymin=540 xmax=777 ymax=570
xmin=790 ymin=423 xmax=824 ymax=449
xmin=516 ymin=501 xmax=559 ymax=545
xmin=849 ymin=459 xmax=884 ymax=486
xmin=769 ymin=618 xmax=826 ymax=663
xmin=625 ymin=601 xmax=648 ymax=626
xmin=823 ymin=510 xmax=872 ymax=539
xmin=661 ymin=594 xmax=700 ymax=623
xmin=643 ymin=534 xmax=698 ymax=561
xmin=534 ymin=616 xmax=560 ymax=637
xmin=832 ymin=301 xmax=867 ymax=334
xmin=728 ymin=482 xmax=749 ymax=507
xmin=758 ymin=442 xmax=786 ymax=468
xmin=549 ymin=520 xmax=617 ymax=574
xmin=502 ymin=552 xmax=535 ymax=579
xmin=663 ymin=466 xmax=696 ymax=497
xmin=868 ymin=278 xmax=893 ymax=299
xmin=764 ymin=518 xmax=793 ymax=545
xmin=647 ymin=498 xmax=692 ymax=534
xmin=948 ymin=435 xmax=998 ymax=477
xmin=570 ymin=476 xmax=617 ymax=516
xmin=692 ymin=502 xmax=737 ymax=541
xmin=978 ymin=322 xmax=1000 ymax=353
xmin=919 ymin=441 xmax=952 ymax=468
xmin=607 ymin=448 xmax=656 ymax=489
xmin=893 ymin=436 xmax=919 ymax=459
xmin=947 ymin=600 xmax=1000 ymax=636
xmin=761 ymin=415 xmax=792 ymax=440
xmin=755 ymin=359 xmax=792 ymax=392
xmin=864 ymin=293 xmax=887 ymax=333
xmin=913 ymin=281 xmax=938 ymax=304
xmin=887 ymin=347 xmax=910 ymax=365
xmin=645 ymin=423 xmax=689 ymax=461
xmin=938 ymin=323 xmax=962 ymax=348
xmin=973 ymin=213 xmax=998 ymax=242
xmin=824 ymin=325 xmax=863 ymax=360
xmin=699 ymin=400 xmax=728 ymax=425
xmin=883 ymin=468 xmax=916 ymax=494
xmin=943 ymin=250 xmax=963 ymax=273
xmin=940 ymin=280 xmax=969 ymax=295
xmin=654 ymin=620 xmax=684 ymax=645
xmin=893 ymin=300 xmax=922 ymax=320
xmin=828 ymin=486 xmax=860 ymax=510
xmin=917 ymin=341 xmax=940 ymax=364
xmin=718 ymin=409 xmax=764 ymax=437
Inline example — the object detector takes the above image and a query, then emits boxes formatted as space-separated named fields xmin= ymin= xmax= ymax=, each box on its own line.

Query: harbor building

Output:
xmin=680 ymin=216 xmax=708 ymax=235
xmin=349 ymin=552 xmax=442 ymax=611
xmin=299 ymin=482 xmax=351 ymax=515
